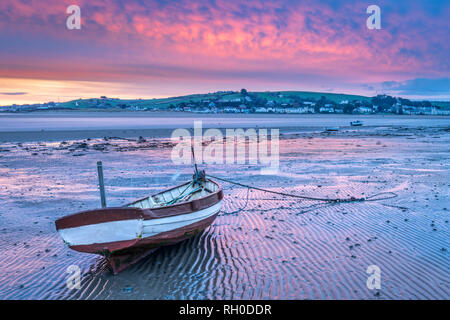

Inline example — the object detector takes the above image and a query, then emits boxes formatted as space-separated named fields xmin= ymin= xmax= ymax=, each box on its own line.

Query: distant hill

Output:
xmin=432 ymin=101 xmax=450 ymax=109
xmin=57 ymin=90 xmax=372 ymax=110
xmin=2 ymin=90 xmax=449 ymax=111
xmin=248 ymin=91 xmax=372 ymax=103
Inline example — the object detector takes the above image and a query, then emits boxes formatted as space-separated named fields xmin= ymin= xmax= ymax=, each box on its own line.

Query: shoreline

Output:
xmin=1 ymin=110 xmax=450 ymax=118
xmin=0 ymin=112 xmax=449 ymax=143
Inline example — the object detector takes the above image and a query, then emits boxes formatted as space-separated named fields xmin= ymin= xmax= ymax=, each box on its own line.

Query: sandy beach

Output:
xmin=0 ymin=112 xmax=448 ymax=299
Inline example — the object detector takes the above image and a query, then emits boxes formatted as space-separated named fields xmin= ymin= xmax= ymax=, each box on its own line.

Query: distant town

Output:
xmin=1 ymin=89 xmax=449 ymax=115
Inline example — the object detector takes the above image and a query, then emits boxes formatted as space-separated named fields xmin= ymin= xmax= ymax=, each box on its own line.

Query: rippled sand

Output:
xmin=0 ymin=123 xmax=448 ymax=299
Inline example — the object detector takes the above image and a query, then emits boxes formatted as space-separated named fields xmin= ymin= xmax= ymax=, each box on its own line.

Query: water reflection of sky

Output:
xmin=1 ymin=114 xmax=450 ymax=132
xmin=0 ymin=129 xmax=448 ymax=299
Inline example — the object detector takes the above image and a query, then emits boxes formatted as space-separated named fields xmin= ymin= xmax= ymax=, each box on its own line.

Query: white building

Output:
xmin=273 ymin=107 xmax=286 ymax=113
xmin=255 ymin=107 xmax=268 ymax=113
xmin=354 ymin=106 xmax=373 ymax=114
xmin=286 ymin=107 xmax=309 ymax=113
xmin=320 ymin=106 xmax=334 ymax=113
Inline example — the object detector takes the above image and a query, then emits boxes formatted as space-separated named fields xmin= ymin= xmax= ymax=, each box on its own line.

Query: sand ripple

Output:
xmin=0 ymin=127 xmax=448 ymax=299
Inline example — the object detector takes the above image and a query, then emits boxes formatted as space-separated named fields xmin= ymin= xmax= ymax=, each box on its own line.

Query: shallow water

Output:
xmin=1 ymin=112 xmax=450 ymax=132
xmin=0 ymin=123 xmax=449 ymax=299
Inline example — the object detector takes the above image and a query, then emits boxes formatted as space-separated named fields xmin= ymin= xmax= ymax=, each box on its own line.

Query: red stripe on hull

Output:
xmin=55 ymin=189 xmax=223 ymax=230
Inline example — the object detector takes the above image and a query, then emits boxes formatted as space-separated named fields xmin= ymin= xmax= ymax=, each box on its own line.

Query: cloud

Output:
xmin=381 ymin=78 xmax=450 ymax=95
xmin=0 ymin=92 xmax=28 ymax=95
xmin=1 ymin=0 xmax=448 ymax=76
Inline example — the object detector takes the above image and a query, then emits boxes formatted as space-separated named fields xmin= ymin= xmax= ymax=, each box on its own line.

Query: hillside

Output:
xmin=57 ymin=90 xmax=372 ymax=110
xmin=2 ymin=90 xmax=449 ymax=113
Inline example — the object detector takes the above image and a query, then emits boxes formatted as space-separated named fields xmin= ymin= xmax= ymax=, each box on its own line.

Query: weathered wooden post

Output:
xmin=97 ymin=161 xmax=107 ymax=208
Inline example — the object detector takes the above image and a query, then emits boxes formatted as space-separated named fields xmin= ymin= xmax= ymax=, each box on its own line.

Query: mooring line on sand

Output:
xmin=207 ymin=174 xmax=399 ymax=215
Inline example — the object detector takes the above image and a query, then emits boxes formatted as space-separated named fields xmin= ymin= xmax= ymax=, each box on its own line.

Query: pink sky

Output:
xmin=0 ymin=0 xmax=449 ymax=105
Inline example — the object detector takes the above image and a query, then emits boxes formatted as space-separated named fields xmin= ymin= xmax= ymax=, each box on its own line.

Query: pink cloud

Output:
xmin=0 ymin=0 xmax=448 ymax=91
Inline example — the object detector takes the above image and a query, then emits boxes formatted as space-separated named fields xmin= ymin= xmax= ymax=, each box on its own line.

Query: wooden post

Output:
xmin=97 ymin=161 xmax=107 ymax=208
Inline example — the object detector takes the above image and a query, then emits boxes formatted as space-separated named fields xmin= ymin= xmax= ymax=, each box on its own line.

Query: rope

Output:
xmin=365 ymin=192 xmax=398 ymax=202
xmin=207 ymin=174 xmax=398 ymax=204
xmin=221 ymin=187 xmax=251 ymax=216
xmin=161 ymin=182 xmax=202 ymax=206
xmin=166 ymin=181 xmax=193 ymax=205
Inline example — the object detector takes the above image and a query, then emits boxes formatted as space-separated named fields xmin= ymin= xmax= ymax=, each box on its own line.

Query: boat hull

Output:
xmin=58 ymin=205 xmax=221 ymax=274
xmin=65 ymin=205 xmax=221 ymax=254
xmin=104 ymin=212 xmax=219 ymax=274
xmin=55 ymin=179 xmax=223 ymax=273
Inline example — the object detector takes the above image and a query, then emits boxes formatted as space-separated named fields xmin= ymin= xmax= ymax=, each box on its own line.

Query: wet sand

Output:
xmin=0 ymin=113 xmax=448 ymax=299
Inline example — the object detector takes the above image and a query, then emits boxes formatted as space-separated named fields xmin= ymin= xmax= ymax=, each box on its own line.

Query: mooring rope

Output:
xmin=220 ymin=187 xmax=251 ymax=216
xmin=207 ymin=174 xmax=398 ymax=204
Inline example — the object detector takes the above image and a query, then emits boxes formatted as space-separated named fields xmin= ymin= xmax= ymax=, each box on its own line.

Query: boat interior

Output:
xmin=127 ymin=179 xmax=219 ymax=209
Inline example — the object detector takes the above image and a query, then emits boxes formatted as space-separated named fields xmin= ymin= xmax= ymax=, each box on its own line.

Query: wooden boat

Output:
xmin=55 ymin=171 xmax=223 ymax=274
xmin=325 ymin=127 xmax=339 ymax=132
xmin=350 ymin=120 xmax=363 ymax=126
